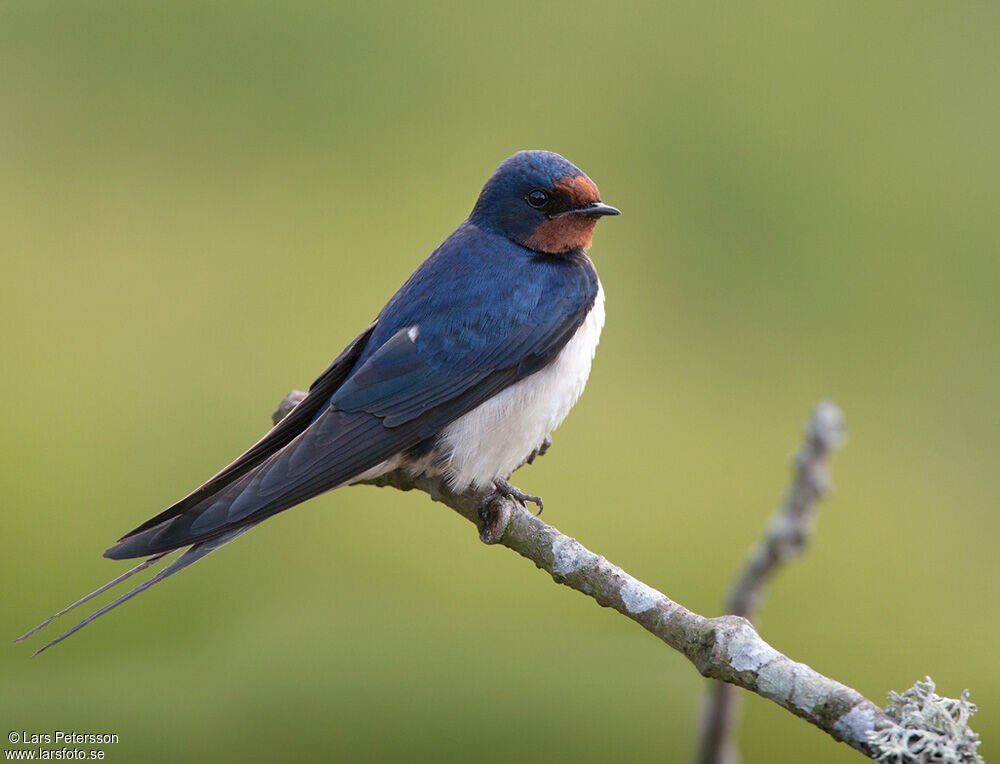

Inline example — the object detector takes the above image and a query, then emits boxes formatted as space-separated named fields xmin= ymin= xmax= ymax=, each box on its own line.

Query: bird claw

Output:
xmin=489 ymin=477 xmax=544 ymax=515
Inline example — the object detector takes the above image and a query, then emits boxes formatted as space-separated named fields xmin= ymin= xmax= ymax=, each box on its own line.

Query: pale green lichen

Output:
xmin=867 ymin=677 xmax=983 ymax=764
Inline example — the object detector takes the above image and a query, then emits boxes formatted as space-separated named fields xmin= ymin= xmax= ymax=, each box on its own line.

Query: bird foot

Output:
xmin=523 ymin=435 xmax=553 ymax=466
xmin=476 ymin=478 xmax=544 ymax=543
xmin=490 ymin=477 xmax=544 ymax=515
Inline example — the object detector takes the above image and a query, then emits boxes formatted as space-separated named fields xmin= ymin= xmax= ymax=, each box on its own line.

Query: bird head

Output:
xmin=470 ymin=150 xmax=620 ymax=255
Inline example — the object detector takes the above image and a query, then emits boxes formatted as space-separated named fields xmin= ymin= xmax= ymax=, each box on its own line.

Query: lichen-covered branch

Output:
xmin=870 ymin=679 xmax=983 ymax=763
xmin=697 ymin=402 xmax=846 ymax=764
xmin=272 ymin=393 xmax=982 ymax=762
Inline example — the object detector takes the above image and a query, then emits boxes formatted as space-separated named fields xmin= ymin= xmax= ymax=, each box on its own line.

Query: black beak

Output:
xmin=552 ymin=201 xmax=622 ymax=219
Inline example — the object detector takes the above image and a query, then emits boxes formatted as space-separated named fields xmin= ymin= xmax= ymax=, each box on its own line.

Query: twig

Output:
xmin=272 ymin=393 xmax=983 ymax=762
xmin=273 ymin=394 xmax=893 ymax=757
xmin=697 ymin=401 xmax=846 ymax=764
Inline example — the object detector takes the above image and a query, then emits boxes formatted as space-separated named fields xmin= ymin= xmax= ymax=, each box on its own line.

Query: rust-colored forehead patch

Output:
xmin=553 ymin=175 xmax=601 ymax=206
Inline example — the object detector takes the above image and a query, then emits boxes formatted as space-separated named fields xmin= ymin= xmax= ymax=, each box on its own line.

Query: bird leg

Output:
xmin=489 ymin=477 xmax=544 ymax=515
xmin=476 ymin=474 xmax=545 ymax=544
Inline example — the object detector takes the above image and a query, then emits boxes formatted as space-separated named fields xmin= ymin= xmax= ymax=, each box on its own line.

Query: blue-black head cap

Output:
xmin=470 ymin=150 xmax=620 ymax=255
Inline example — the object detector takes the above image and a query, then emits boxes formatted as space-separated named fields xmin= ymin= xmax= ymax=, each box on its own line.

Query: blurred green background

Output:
xmin=2 ymin=2 xmax=997 ymax=762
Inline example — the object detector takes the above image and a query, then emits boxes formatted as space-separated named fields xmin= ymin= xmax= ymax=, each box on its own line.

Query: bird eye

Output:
xmin=526 ymin=189 xmax=549 ymax=209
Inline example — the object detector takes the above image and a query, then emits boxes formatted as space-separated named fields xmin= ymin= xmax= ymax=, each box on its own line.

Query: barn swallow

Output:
xmin=18 ymin=150 xmax=619 ymax=654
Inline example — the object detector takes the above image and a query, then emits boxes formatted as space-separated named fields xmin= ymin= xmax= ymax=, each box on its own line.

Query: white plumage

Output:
xmin=439 ymin=280 xmax=605 ymax=490
xmin=351 ymin=282 xmax=605 ymax=491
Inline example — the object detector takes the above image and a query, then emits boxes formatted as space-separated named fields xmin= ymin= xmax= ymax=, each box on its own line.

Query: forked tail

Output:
xmin=15 ymin=524 xmax=256 ymax=655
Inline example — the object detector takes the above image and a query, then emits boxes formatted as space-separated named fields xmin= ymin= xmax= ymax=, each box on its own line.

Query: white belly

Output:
xmin=439 ymin=281 xmax=605 ymax=491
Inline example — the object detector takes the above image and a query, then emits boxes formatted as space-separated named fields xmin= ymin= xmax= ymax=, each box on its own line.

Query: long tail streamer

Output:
xmin=16 ymin=525 xmax=255 ymax=655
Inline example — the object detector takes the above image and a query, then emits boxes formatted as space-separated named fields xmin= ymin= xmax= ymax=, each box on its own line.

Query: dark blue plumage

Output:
xmin=18 ymin=150 xmax=619 ymax=654
xmin=340 ymin=225 xmax=599 ymax=405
